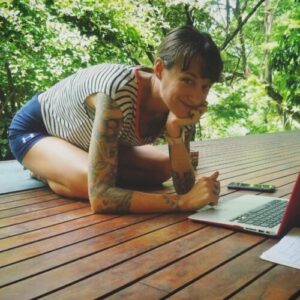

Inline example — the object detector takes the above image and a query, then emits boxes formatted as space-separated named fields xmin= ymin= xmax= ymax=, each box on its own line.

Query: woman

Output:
xmin=8 ymin=26 xmax=223 ymax=213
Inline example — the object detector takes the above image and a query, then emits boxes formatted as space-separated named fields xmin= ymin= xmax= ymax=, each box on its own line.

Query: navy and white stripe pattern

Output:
xmin=38 ymin=63 xmax=156 ymax=151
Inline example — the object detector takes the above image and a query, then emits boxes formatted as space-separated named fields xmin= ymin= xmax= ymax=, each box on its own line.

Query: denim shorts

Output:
xmin=8 ymin=94 xmax=49 ymax=163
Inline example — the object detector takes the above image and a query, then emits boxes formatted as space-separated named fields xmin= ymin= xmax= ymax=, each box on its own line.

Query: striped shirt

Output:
xmin=38 ymin=63 xmax=161 ymax=151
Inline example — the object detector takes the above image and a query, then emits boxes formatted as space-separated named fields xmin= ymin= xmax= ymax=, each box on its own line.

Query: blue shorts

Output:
xmin=8 ymin=94 xmax=49 ymax=163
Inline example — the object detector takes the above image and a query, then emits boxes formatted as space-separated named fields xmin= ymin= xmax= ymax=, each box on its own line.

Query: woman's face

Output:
xmin=156 ymin=56 xmax=212 ymax=119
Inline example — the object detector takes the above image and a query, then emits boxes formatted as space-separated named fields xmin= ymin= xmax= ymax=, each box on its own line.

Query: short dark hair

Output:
xmin=156 ymin=26 xmax=223 ymax=82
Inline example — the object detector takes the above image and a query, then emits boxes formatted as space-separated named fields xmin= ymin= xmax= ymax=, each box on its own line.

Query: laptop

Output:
xmin=189 ymin=173 xmax=300 ymax=237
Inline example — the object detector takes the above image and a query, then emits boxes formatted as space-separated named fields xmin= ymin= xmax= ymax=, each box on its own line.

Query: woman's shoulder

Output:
xmin=83 ymin=63 xmax=134 ymax=74
xmin=73 ymin=63 xmax=134 ymax=80
xmin=74 ymin=63 xmax=136 ymax=96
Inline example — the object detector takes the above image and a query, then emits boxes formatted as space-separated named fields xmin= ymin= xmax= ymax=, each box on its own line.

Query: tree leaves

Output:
xmin=0 ymin=0 xmax=299 ymax=160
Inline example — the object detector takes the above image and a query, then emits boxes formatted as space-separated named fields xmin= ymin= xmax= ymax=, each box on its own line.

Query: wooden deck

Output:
xmin=0 ymin=130 xmax=300 ymax=299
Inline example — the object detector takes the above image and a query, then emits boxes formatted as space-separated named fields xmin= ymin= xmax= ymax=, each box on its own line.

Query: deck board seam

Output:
xmin=159 ymin=237 xmax=268 ymax=299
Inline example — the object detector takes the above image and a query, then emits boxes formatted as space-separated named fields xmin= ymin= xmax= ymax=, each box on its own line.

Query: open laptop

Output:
xmin=189 ymin=173 xmax=300 ymax=237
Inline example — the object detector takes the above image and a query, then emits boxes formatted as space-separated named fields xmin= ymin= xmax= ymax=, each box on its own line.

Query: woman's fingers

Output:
xmin=213 ymin=181 xmax=221 ymax=196
xmin=197 ymin=172 xmax=220 ymax=206
xmin=179 ymin=174 xmax=221 ymax=211
xmin=210 ymin=171 xmax=219 ymax=181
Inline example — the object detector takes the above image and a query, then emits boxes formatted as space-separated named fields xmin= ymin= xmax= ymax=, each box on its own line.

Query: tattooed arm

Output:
xmin=165 ymin=109 xmax=199 ymax=195
xmin=88 ymin=93 xmax=218 ymax=212
xmin=88 ymin=93 xmax=182 ymax=213
xmin=167 ymin=128 xmax=195 ymax=195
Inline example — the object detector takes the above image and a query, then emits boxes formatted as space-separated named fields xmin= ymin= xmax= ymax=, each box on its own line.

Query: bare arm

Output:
xmin=165 ymin=112 xmax=198 ymax=195
xmin=88 ymin=93 xmax=181 ymax=213
xmin=167 ymin=129 xmax=195 ymax=195
xmin=88 ymin=94 xmax=219 ymax=213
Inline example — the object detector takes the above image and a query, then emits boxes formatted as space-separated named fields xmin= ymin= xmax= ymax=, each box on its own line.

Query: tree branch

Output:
xmin=266 ymin=85 xmax=283 ymax=103
xmin=220 ymin=0 xmax=266 ymax=51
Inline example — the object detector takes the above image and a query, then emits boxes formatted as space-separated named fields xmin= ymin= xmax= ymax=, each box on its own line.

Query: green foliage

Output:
xmin=0 ymin=0 xmax=96 ymax=159
xmin=0 ymin=0 xmax=299 ymax=160
xmin=199 ymin=75 xmax=283 ymax=139
xmin=196 ymin=0 xmax=300 ymax=139
xmin=270 ymin=2 xmax=300 ymax=127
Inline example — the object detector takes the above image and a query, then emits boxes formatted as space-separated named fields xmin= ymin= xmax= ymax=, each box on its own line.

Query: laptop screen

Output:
xmin=278 ymin=172 xmax=300 ymax=237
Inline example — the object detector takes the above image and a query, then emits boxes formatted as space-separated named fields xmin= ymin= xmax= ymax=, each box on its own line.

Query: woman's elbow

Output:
xmin=88 ymin=183 xmax=132 ymax=214
xmin=88 ymin=182 xmax=110 ymax=213
xmin=88 ymin=186 xmax=108 ymax=213
xmin=89 ymin=195 xmax=103 ymax=213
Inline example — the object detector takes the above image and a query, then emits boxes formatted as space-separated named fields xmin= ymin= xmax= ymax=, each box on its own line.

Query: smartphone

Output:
xmin=227 ymin=182 xmax=276 ymax=193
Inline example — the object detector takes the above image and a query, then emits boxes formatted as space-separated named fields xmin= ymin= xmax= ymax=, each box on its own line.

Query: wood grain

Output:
xmin=0 ymin=130 xmax=299 ymax=300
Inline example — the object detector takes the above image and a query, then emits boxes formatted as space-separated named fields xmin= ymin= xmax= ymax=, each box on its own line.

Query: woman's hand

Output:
xmin=166 ymin=109 xmax=202 ymax=138
xmin=178 ymin=171 xmax=220 ymax=211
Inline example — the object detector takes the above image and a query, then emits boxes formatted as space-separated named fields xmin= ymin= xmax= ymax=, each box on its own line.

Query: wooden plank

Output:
xmin=107 ymin=232 xmax=264 ymax=299
xmin=47 ymin=230 xmax=269 ymax=299
xmin=219 ymin=166 xmax=300 ymax=191
xmin=0 ymin=197 xmax=73 ymax=218
xmin=193 ymin=133 xmax=300 ymax=163
xmin=196 ymin=143 xmax=300 ymax=178
xmin=196 ymin=141 xmax=300 ymax=165
xmin=0 ymin=131 xmax=298 ymax=299
xmin=202 ymin=161 xmax=300 ymax=182
xmin=199 ymin=145 xmax=299 ymax=166
xmin=0 ymin=206 xmax=92 ymax=238
xmin=0 ymin=188 xmax=52 ymax=203
xmin=0 ymin=193 xmax=60 ymax=211
xmin=140 ymin=233 xmax=265 ymax=294
xmin=167 ymin=239 xmax=277 ymax=299
xmin=0 ymin=214 xmax=188 ymax=286
xmin=0 ymin=214 xmax=158 ymax=268
xmin=220 ymin=176 xmax=297 ymax=202
xmin=0 ymin=201 xmax=88 ymax=228
xmin=106 ymin=283 xmax=167 ymax=300
xmin=218 ymin=154 xmax=300 ymax=178
xmin=0 ymin=218 xmax=201 ymax=299
xmin=42 ymin=227 xmax=234 ymax=299
xmin=199 ymin=147 xmax=300 ymax=174
xmin=230 ymin=265 xmax=300 ymax=299
xmin=219 ymin=161 xmax=300 ymax=182
xmin=0 ymin=213 xmax=116 ymax=251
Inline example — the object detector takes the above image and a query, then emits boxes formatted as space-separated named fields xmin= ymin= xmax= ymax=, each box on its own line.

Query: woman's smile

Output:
xmin=179 ymin=98 xmax=207 ymax=115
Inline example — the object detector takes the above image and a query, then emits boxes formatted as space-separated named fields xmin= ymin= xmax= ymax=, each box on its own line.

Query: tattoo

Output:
xmin=101 ymin=187 xmax=132 ymax=213
xmin=162 ymin=194 xmax=180 ymax=210
xmin=89 ymin=94 xmax=133 ymax=213
xmin=172 ymin=170 xmax=194 ymax=195
xmin=168 ymin=142 xmax=195 ymax=195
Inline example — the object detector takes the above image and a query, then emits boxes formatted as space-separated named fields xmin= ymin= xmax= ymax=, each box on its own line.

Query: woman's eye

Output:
xmin=183 ymin=78 xmax=194 ymax=85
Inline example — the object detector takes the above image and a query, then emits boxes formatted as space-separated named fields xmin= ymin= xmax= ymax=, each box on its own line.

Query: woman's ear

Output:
xmin=154 ymin=58 xmax=164 ymax=80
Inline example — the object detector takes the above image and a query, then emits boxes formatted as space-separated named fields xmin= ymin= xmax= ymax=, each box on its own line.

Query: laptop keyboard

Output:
xmin=231 ymin=199 xmax=288 ymax=228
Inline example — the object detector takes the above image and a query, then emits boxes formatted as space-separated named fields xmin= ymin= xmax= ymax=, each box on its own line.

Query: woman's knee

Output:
xmin=23 ymin=137 xmax=89 ymax=198
xmin=68 ymin=168 xmax=88 ymax=198
xmin=49 ymin=167 xmax=88 ymax=199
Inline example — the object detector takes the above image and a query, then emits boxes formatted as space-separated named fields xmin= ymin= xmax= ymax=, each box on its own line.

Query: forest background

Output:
xmin=0 ymin=0 xmax=299 ymax=160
